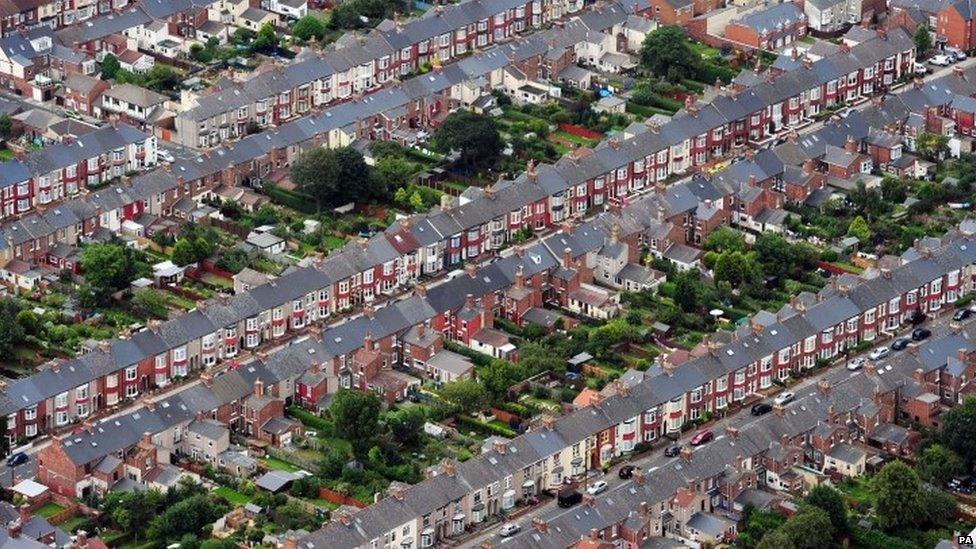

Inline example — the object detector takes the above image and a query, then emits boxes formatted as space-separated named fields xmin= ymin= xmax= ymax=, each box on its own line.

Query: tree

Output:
xmin=330 ymin=389 xmax=381 ymax=454
xmin=846 ymin=215 xmax=871 ymax=243
xmin=104 ymin=489 xmax=165 ymax=541
xmin=372 ymin=156 xmax=417 ymax=191
xmin=439 ymin=379 xmax=489 ymax=412
xmin=478 ymin=360 xmax=528 ymax=400
xmin=756 ymin=529 xmax=795 ymax=549
xmin=80 ymin=242 xmax=150 ymax=303
xmin=713 ymin=251 xmax=757 ymax=287
xmin=214 ymin=249 xmax=251 ymax=274
xmin=872 ymin=460 xmax=922 ymax=531
xmin=101 ymin=53 xmax=120 ymax=80
xmin=132 ymin=288 xmax=168 ymax=319
xmin=639 ymin=26 xmax=700 ymax=82
xmin=779 ymin=506 xmax=834 ymax=549
xmin=251 ymin=22 xmax=279 ymax=53
xmin=290 ymin=147 xmax=376 ymax=209
xmin=146 ymin=494 xmax=226 ymax=542
xmin=171 ymin=239 xmax=198 ymax=267
xmin=0 ymin=298 xmax=25 ymax=359
xmin=918 ymin=482 xmax=957 ymax=526
xmin=432 ymin=111 xmax=503 ymax=169
xmin=917 ymin=131 xmax=950 ymax=161
xmin=754 ymin=232 xmax=815 ymax=281
xmin=940 ymin=396 xmax=976 ymax=464
xmin=703 ymin=226 xmax=745 ymax=253
xmin=0 ymin=114 xmax=13 ymax=139
xmin=914 ymin=25 xmax=933 ymax=55
xmin=917 ymin=443 xmax=965 ymax=485
xmin=803 ymin=485 xmax=848 ymax=535
xmin=673 ymin=270 xmax=702 ymax=313
xmin=386 ymin=407 xmax=425 ymax=447
xmin=293 ymin=15 xmax=327 ymax=41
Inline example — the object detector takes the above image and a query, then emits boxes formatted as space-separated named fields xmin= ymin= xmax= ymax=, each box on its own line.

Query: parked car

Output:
xmin=5 ymin=452 xmax=26 ymax=467
xmin=157 ymin=149 xmax=175 ymax=163
xmin=587 ymin=480 xmax=608 ymax=495
xmin=892 ymin=338 xmax=911 ymax=351
xmin=690 ymin=430 xmax=714 ymax=446
xmin=557 ymin=488 xmax=582 ymax=508
xmin=618 ymin=465 xmax=638 ymax=479
xmin=499 ymin=523 xmax=521 ymax=537
xmin=914 ymin=62 xmax=929 ymax=74
xmin=869 ymin=346 xmax=891 ymax=360
xmin=751 ymin=402 xmax=773 ymax=416
xmin=947 ymin=47 xmax=967 ymax=60
xmin=773 ymin=391 xmax=795 ymax=406
xmin=847 ymin=357 xmax=866 ymax=371
xmin=949 ymin=475 xmax=974 ymax=494
xmin=664 ymin=444 xmax=681 ymax=457
xmin=930 ymin=54 xmax=952 ymax=66
xmin=912 ymin=327 xmax=932 ymax=341
xmin=956 ymin=308 xmax=974 ymax=321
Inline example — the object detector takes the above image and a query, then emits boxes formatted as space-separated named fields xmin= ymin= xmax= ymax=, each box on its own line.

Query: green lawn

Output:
xmin=553 ymin=131 xmax=599 ymax=147
xmin=0 ymin=148 xmax=14 ymax=161
xmin=263 ymin=456 xmax=301 ymax=473
xmin=53 ymin=515 xmax=88 ymax=532
xmin=837 ymin=478 xmax=873 ymax=505
xmin=214 ymin=486 xmax=251 ymax=506
xmin=322 ymin=235 xmax=346 ymax=250
xmin=35 ymin=502 xmax=64 ymax=518
xmin=201 ymin=272 xmax=233 ymax=289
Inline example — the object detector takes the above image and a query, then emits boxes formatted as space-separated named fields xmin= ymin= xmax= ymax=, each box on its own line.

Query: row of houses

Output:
xmin=289 ymin=215 xmax=976 ymax=549
xmin=485 ymin=316 xmax=976 ymax=549
xmin=0 ymin=122 xmax=156 ymax=221
xmin=171 ymin=0 xmax=638 ymax=148
xmin=0 ymin=29 xmax=937 ymax=444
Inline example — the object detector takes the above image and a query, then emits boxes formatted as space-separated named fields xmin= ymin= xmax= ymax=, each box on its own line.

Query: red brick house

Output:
xmin=57 ymin=74 xmax=109 ymax=115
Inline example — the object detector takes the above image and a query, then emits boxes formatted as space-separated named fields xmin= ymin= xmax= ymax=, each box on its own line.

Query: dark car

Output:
xmin=690 ymin=430 xmax=714 ymax=446
xmin=557 ymin=488 xmax=582 ymax=508
xmin=751 ymin=403 xmax=773 ymax=416
xmin=618 ymin=465 xmax=638 ymax=479
xmin=954 ymin=308 xmax=972 ymax=321
xmin=892 ymin=338 xmax=911 ymax=351
xmin=949 ymin=475 xmax=974 ymax=494
xmin=5 ymin=452 xmax=26 ymax=467
xmin=912 ymin=327 xmax=932 ymax=341
xmin=664 ymin=444 xmax=681 ymax=457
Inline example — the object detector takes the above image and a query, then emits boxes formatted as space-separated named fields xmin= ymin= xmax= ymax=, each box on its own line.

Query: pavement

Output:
xmin=460 ymin=310 xmax=964 ymax=547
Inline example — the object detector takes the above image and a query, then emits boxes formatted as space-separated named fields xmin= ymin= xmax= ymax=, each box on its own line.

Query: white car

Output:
xmin=914 ymin=62 xmax=929 ymax=74
xmin=157 ymin=149 xmax=175 ymax=163
xmin=773 ymin=391 xmax=795 ymax=406
xmin=847 ymin=357 xmax=867 ymax=371
xmin=947 ymin=47 xmax=967 ymax=60
xmin=930 ymin=54 xmax=952 ymax=66
xmin=587 ymin=480 xmax=608 ymax=495
xmin=869 ymin=346 xmax=891 ymax=360
xmin=499 ymin=523 xmax=521 ymax=537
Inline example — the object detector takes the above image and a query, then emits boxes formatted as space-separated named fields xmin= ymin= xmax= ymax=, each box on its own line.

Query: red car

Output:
xmin=689 ymin=430 xmax=714 ymax=446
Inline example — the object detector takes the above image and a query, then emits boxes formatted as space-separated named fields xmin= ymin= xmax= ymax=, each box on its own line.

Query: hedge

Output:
xmin=265 ymin=184 xmax=318 ymax=214
xmin=625 ymin=102 xmax=673 ymax=118
xmin=454 ymin=415 xmax=517 ymax=438
xmin=287 ymin=405 xmax=333 ymax=434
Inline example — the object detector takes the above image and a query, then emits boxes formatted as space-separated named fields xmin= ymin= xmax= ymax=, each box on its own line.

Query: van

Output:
xmin=557 ymin=488 xmax=582 ymax=508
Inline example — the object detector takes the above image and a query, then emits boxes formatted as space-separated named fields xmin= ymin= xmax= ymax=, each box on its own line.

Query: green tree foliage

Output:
xmin=778 ymin=506 xmax=834 ymax=549
xmin=803 ymin=485 xmax=848 ymax=534
xmin=673 ymin=270 xmax=703 ymax=313
xmin=103 ymin=489 xmax=166 ymax=541
xmin=292 ymin=14 xmax=327 ymax=41
xmin=703 ymin=226 xmax=745 ymax=253
xmin=914 ymin=25 xmax=933 ymax=55
xmin=373 ymin=156 xmax=418 ymax=190
xmin=330 ymin=0 xmax=405 ymax=29
xmin=385 ymin=407 xmax=425 ymax=447
xmin=251 ymin=22 xmax=279 ymax=54
xmin=713 ymin=251 xmax=758 ymax=287
xmin=917 ymin=131 xmax=950 ymax=161
xmin=940 ymin=396 xmax=976 ymax=465
xmin=439 ymin=379 xmax=489 ymax=412
xmin=330 ymin=389 xmax=382 ymax=454
xmin=736 ymin=506 xmax=787 ymax=549
xmin=291 ymin=147 xmax=381 ymax=209
xmin=132 ymin=288 xmax=168 ymax=319
xmin=872 ymin=460 xmax=923 ymax=531
xmin=639 ymin=25 xmax=700 ymax=82
xmin=917 ymin=443 xmax=965 ymax=485
xmin=753 ymin=232 xmax=815 ymax=281
xmin=171 ymin=239 xmax=198 ymax=267
xmin=432 ymin=111 xmax=503 ymax=169
xmin=0 ymin=113 xmax=13 ymax=139
xmin=80 ymin=241 xmax=150 ymax=303
xmin=756 ymin=529 xmax=795 ymax=549
xmin=846 ymin=215 xmax=871 ymax=243
xmin=100 ymin=53 xmax=120 ymax=80
xmin=0 ymin=298 xmax=25 ymax=359
xmin=478 ymin=360 xmax=528 ymax=400
xmin=214 ymin=249 xmax=251 ymax=274
xmin=145 ymin=494 xmax=227 ymax=542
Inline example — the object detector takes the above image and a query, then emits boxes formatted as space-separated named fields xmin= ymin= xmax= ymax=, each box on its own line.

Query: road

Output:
xmin=461 ymin=310 xmax=964 ymax=547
